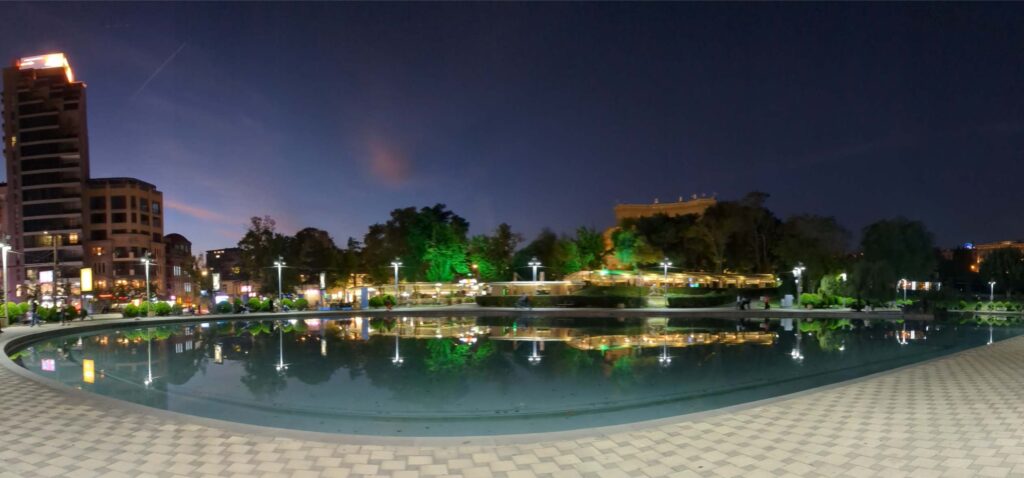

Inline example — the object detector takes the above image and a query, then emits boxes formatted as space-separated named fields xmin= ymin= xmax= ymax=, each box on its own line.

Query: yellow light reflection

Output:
xmin=82 ymin=359 xmax=95 ymax=383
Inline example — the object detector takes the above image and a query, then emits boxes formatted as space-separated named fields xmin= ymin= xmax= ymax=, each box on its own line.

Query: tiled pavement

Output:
xmin=3 ymin=321 xmax=1024 ymax=478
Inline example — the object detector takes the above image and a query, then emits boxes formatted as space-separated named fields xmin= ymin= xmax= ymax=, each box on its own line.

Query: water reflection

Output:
xmin=11 ymin=315 xmax=1020 ymax=436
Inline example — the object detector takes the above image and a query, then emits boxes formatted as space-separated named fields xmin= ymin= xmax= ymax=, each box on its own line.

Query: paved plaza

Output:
xmin=2 ymin=319 xmax=1024 ymax=478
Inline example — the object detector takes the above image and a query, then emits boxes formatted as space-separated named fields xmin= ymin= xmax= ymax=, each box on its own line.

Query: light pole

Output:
xmin=141 ymin=252 xmax=154 ymax=318
xmin=901 ymin=278 xmax=908 ymax=301
xmin=838 ymin=272 xmax=848 ymax=308
xmin=528 ymin=257 xmax=541 ymax=282
xmin=660 ymin=258 xmax=672 ymax=286
xmin=274 ymin=256 xmax=286 ymax=304
xmin=0 ymin=236 xmax=10 ymax=328
xmin=390 ymin=258 xmax=402 ymax=302
xmin=989 ymin=281 xmax=996 ymax=302
xmin=792 ymin=264 xmax=805 ymax=305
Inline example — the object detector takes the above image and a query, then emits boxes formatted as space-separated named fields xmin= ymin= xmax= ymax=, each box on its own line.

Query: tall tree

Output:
xmin=468 ymin=223 xmax=522 ymax=281
xmin=979 ymin=248 xmax=1024 ymax=297
xmin=860 ymin=218 xmax=936 ymax=280
xmin=292 ymin=227 xmax=342 ymax=286
xmin=774 ymin=214 xmax=850 ymax=293
xmin=237 ymin=216 xmax=294 ymax=294
xmin=360 ymin=204 xmax=470 ymax=283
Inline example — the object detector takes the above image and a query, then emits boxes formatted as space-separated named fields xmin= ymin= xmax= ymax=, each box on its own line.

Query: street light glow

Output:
xmin=528 ymin=257 xmax=542 ymax=282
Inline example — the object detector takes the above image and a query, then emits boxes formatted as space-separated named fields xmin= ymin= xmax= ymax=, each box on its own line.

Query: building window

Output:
xmin=89 ymin=197 xmax=106 ymax=209
xmin=152 ymin=202 xmax=161 ymax=214
xmin=90 ymin=231 xmax=107 ymax=240
xmin=68 ymin=233 xmax=78 ymax=244
xmin=91 ymin=247 xmax=104 ymax=256
xmin=130 ymin=197 xmax=136 ymax=209
xmin=111 ymin=213 xmax=127 ymax=223
xmin=131 ymin=213 xmax=137 ymax=224
xmin=152 ymin=217 xmax=162 ymax=228
xmin=90 ymin=213 xmax=106 ymax=224
xmin=111 ymin=196 xmax=127 ymax=209
xmin=140 ymin=199 xmax=149 ymax=212
xmin=140 ymin=214 xmax=149 ymax=225
xmin=173 ymin=265 xmax=182 ymax=277
xmin=184 ymin=283 xmax=192 ymax=293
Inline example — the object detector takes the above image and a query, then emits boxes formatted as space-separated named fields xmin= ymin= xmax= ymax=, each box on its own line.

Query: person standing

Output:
xmin=29 ymin=300 xmax=39 ymax=327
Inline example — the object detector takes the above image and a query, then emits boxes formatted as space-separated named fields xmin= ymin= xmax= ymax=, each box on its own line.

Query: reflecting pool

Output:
xmin=11 ymin=316 xmax=1020 ymax=436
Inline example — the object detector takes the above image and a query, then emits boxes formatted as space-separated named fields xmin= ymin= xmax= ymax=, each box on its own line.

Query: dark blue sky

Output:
xmin=3 ymin=3 xmax=1023 ymax=252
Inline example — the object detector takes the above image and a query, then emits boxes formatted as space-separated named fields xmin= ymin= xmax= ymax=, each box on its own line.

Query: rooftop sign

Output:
xmin=16 ymin=53 xmax=74 ymax=82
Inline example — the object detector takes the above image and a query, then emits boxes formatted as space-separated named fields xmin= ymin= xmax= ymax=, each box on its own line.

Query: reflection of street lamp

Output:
xmin=792 ymin=264 xmax=805 ymax=304
xmin=390 ymin=258 xmax=402 ymax=300
xmin=275 ymin=323 xmax=288 ymax=373
xmin=392 ymin=333 xmax=404 ymax=365
xmin=528 ymin=341 xmax=542 ymax=364
xmin=989 ymin=281 xmax=996 ymax=302
xmin=274 ymin=256 xmax=286 ymax=303
xmin=790 ymin=329 xmax=804 ymax=361
xmin=144 ymin=336 xmax=155 ymax=386
xmin=528 ymin=257 xmax=542 ymax=282
xmin=658 ymin=335 xmax=671 ymax=366
xmin=141 ymin=253 xmax=154 ymax=318
xmin=988 ymin=324 xmax=994 ymax=345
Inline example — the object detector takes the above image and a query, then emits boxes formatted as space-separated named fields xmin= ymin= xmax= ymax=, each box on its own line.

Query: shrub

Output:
xmin=475 ymin=295 xmax=644 ymax=308
xmin=369 ymin=295 xmax=386 ymax=308
xmin=4 ymin=302 xmax=24 ymax=319
xmin=171 ymin=303 xmax=184 ymax=315
xmin=667 ymin=294 xmax=733 ymax=308
xmin=259 ymin=299 xmax=273 ymax=312
xmin=233 ymin=298 xmax=244 ymax=313
xmin=293 ymin=298 xmax=308 ymax=311
xmin=216 ymin=301 xmax=233 ymax=314
xmin=123 ymin=304 xmax=139 ymax=318
xmin=154 ymin=302 xmax=172 ymax=316
xmin=247 ymin=297 xmax=262 ymax=312
xmin=282 ymin=298 xmax=294 ymax=310
xmin=799 ymin=293 xmax=825 ymax=309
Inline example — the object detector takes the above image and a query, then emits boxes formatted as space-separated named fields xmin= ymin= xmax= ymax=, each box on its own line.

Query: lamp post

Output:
xmin=660 ymin=258 xmax=672 ymax=286
xmin=901 ymin=278 xmax=908 ymax=301
xmin=792 ymin=264 xmax=805 ymax=305
xmin=528 ymin=257 xmax=541 ymax=282
xmin=471 ymin=263 xmax=479 ymax=281
xmin=141 ymin=252 xmax=154 ymax=318
xmin=274 ymin=256 xmax=286 ymax=304
xmin=0 ymin=236 xmax=10 ymax=328
xmin=838 ymin=272 xmax=848 ymax=308
xmin=390 ymin=257 xmax=402 ymax=301
xmin=989 ymin=281 xmax=996 ymax=302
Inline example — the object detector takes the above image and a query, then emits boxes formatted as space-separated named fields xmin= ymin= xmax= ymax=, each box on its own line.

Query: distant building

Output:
xmin=605 ymin=196 xmax=717 ymax=269
xmin=206 ymin=247 xmax=253 ymax=296
xmin=968 ymin=240 xmax=1024 ymax=273
xmin=613 ymin=196 xmax=717 ymax=223
xmin=82 ymin=178 xmax=165 ymax=294
xmin=3 ymin=53 xmax=89 ymax=297
xmin=164 ymin=233 xmax=193 ymax=303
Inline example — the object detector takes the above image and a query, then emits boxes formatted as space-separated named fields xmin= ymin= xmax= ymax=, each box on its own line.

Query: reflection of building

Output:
xmin=3 ymin=54 xmax=89 ymax=294
xmin=565 ymin=270 xmax=776 ymax=289
xmin=83 ymin=178 xmax=165 ymax=294
xmin=164 ymin=233 xmax=193 ymax=302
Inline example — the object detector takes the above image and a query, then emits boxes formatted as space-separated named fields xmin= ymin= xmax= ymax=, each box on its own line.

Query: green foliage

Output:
xmin=611 ymin=228 xmax=659 ymax=269
xmin=233 ymin=298 xmax=244 ymax=313
xmin=776 ymin=215 xmax=850 ymax=292
xmin=362 ymin=204 xmax=470 ymax=283
xmin=468 ymin=223 xmax=522 ymax=281
xmin=138 ymin=303 xmax=151 ymax=316
xmin=171 ymin=303 xmax=184 ymax=315
xmin=666 ymin=294 xmax=734 ymax=308
xmin=799 ymin=293 xmax=825 ymax=308
xmin=369 ymin=294 xmax=395 ymax=308
xmin=849 ymin=260 xmax=898 ymax=305
xmin=259 ymin=299 xmax=273 ymax=312
xmin=281 ymin=298 xmax=294 ymax=309
xmin=247 ymin=297 xmax=262 ymax=311
xmin=123 ymin=304 xmax=139 ymax=318
xmin=216 ymin=301 xmax=233 ymax=314
xmin=154 ymin=302 xmax=172 ymax=316
xmin=293 ymin=298 xmax=308 ymax=310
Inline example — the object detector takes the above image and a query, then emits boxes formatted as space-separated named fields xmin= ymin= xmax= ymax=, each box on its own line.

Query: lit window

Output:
xmin=68 ymin=233 xmax=79 ymax=244
xmin=184 ymin=283 xmax=192 ymax=293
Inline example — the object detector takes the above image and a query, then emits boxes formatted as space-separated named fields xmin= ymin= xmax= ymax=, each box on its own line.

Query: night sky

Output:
xmin=3 ymin=3 xmax=1023 ymax=252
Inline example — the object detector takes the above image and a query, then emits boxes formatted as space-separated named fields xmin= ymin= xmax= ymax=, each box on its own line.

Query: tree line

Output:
xmin=231 ymin=192 xmax=1014 ymax=304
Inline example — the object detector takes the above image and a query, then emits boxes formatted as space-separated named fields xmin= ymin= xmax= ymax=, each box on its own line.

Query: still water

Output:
xmin=11 ymin=316 xmax=1018 ymax=436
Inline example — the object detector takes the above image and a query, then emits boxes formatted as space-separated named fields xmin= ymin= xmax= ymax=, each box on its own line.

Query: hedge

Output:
xmin=475 ymin=295 xmax=644 ymax=308
xmin=216 ymin=301 xmax=233 ymax=314
xmin=666 ymin=294 xmax=734 ymax=308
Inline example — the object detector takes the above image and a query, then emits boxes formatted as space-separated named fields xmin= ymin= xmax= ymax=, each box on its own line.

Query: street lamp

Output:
xmin=141 ymin=252 xmax=154 ymax=318
xmin=660 ymin=258 xmax=672 ymax=285
xmin=0 ymin=236 xmax=11 ymax=328
xmin=989 ymin=281 xmax=996 ymax=302
xmin=792 ymin=264 xmax=806 ymax=305
xmin=900 ymin=278 xmax=908 ymax=301
xmin=390 ymin=258 xmax=402 ymax=300
xmin=528 ymin=257 xmax=542 ymax=282
xmin=471 ymin=263 xmax=479 ymax=280
xmin=274 ymin=256 xmax=286 ymax=304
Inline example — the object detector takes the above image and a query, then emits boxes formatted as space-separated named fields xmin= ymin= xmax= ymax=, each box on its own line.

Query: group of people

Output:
xmin=737 ymin=295 xmax=771 ymax=310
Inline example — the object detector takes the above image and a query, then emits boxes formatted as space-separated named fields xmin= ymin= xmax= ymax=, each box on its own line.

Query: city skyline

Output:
xmin=2 ymin=3 xmax=1023 ymax=252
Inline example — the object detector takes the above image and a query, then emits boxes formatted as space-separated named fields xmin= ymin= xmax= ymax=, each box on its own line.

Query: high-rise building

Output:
xmin=3 ymin=52 xmax=184 ymax=304
xmin=2 ymin=53 xmax=89 ymax=297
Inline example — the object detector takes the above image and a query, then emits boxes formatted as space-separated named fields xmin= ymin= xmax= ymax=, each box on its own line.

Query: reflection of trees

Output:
xmin=238 ymin=325 xmax=286 ymax=399
xmin=798 ymin=319 xmax=852 ymax=352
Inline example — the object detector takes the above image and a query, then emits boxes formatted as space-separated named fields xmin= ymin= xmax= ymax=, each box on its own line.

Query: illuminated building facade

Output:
xmin=82 ymin=178 xmax=165 ymax=295
xmin=605 ymin=195 xmax=717 ymax=269
xmin=2 ymin=53 xmax=89 ymax=295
